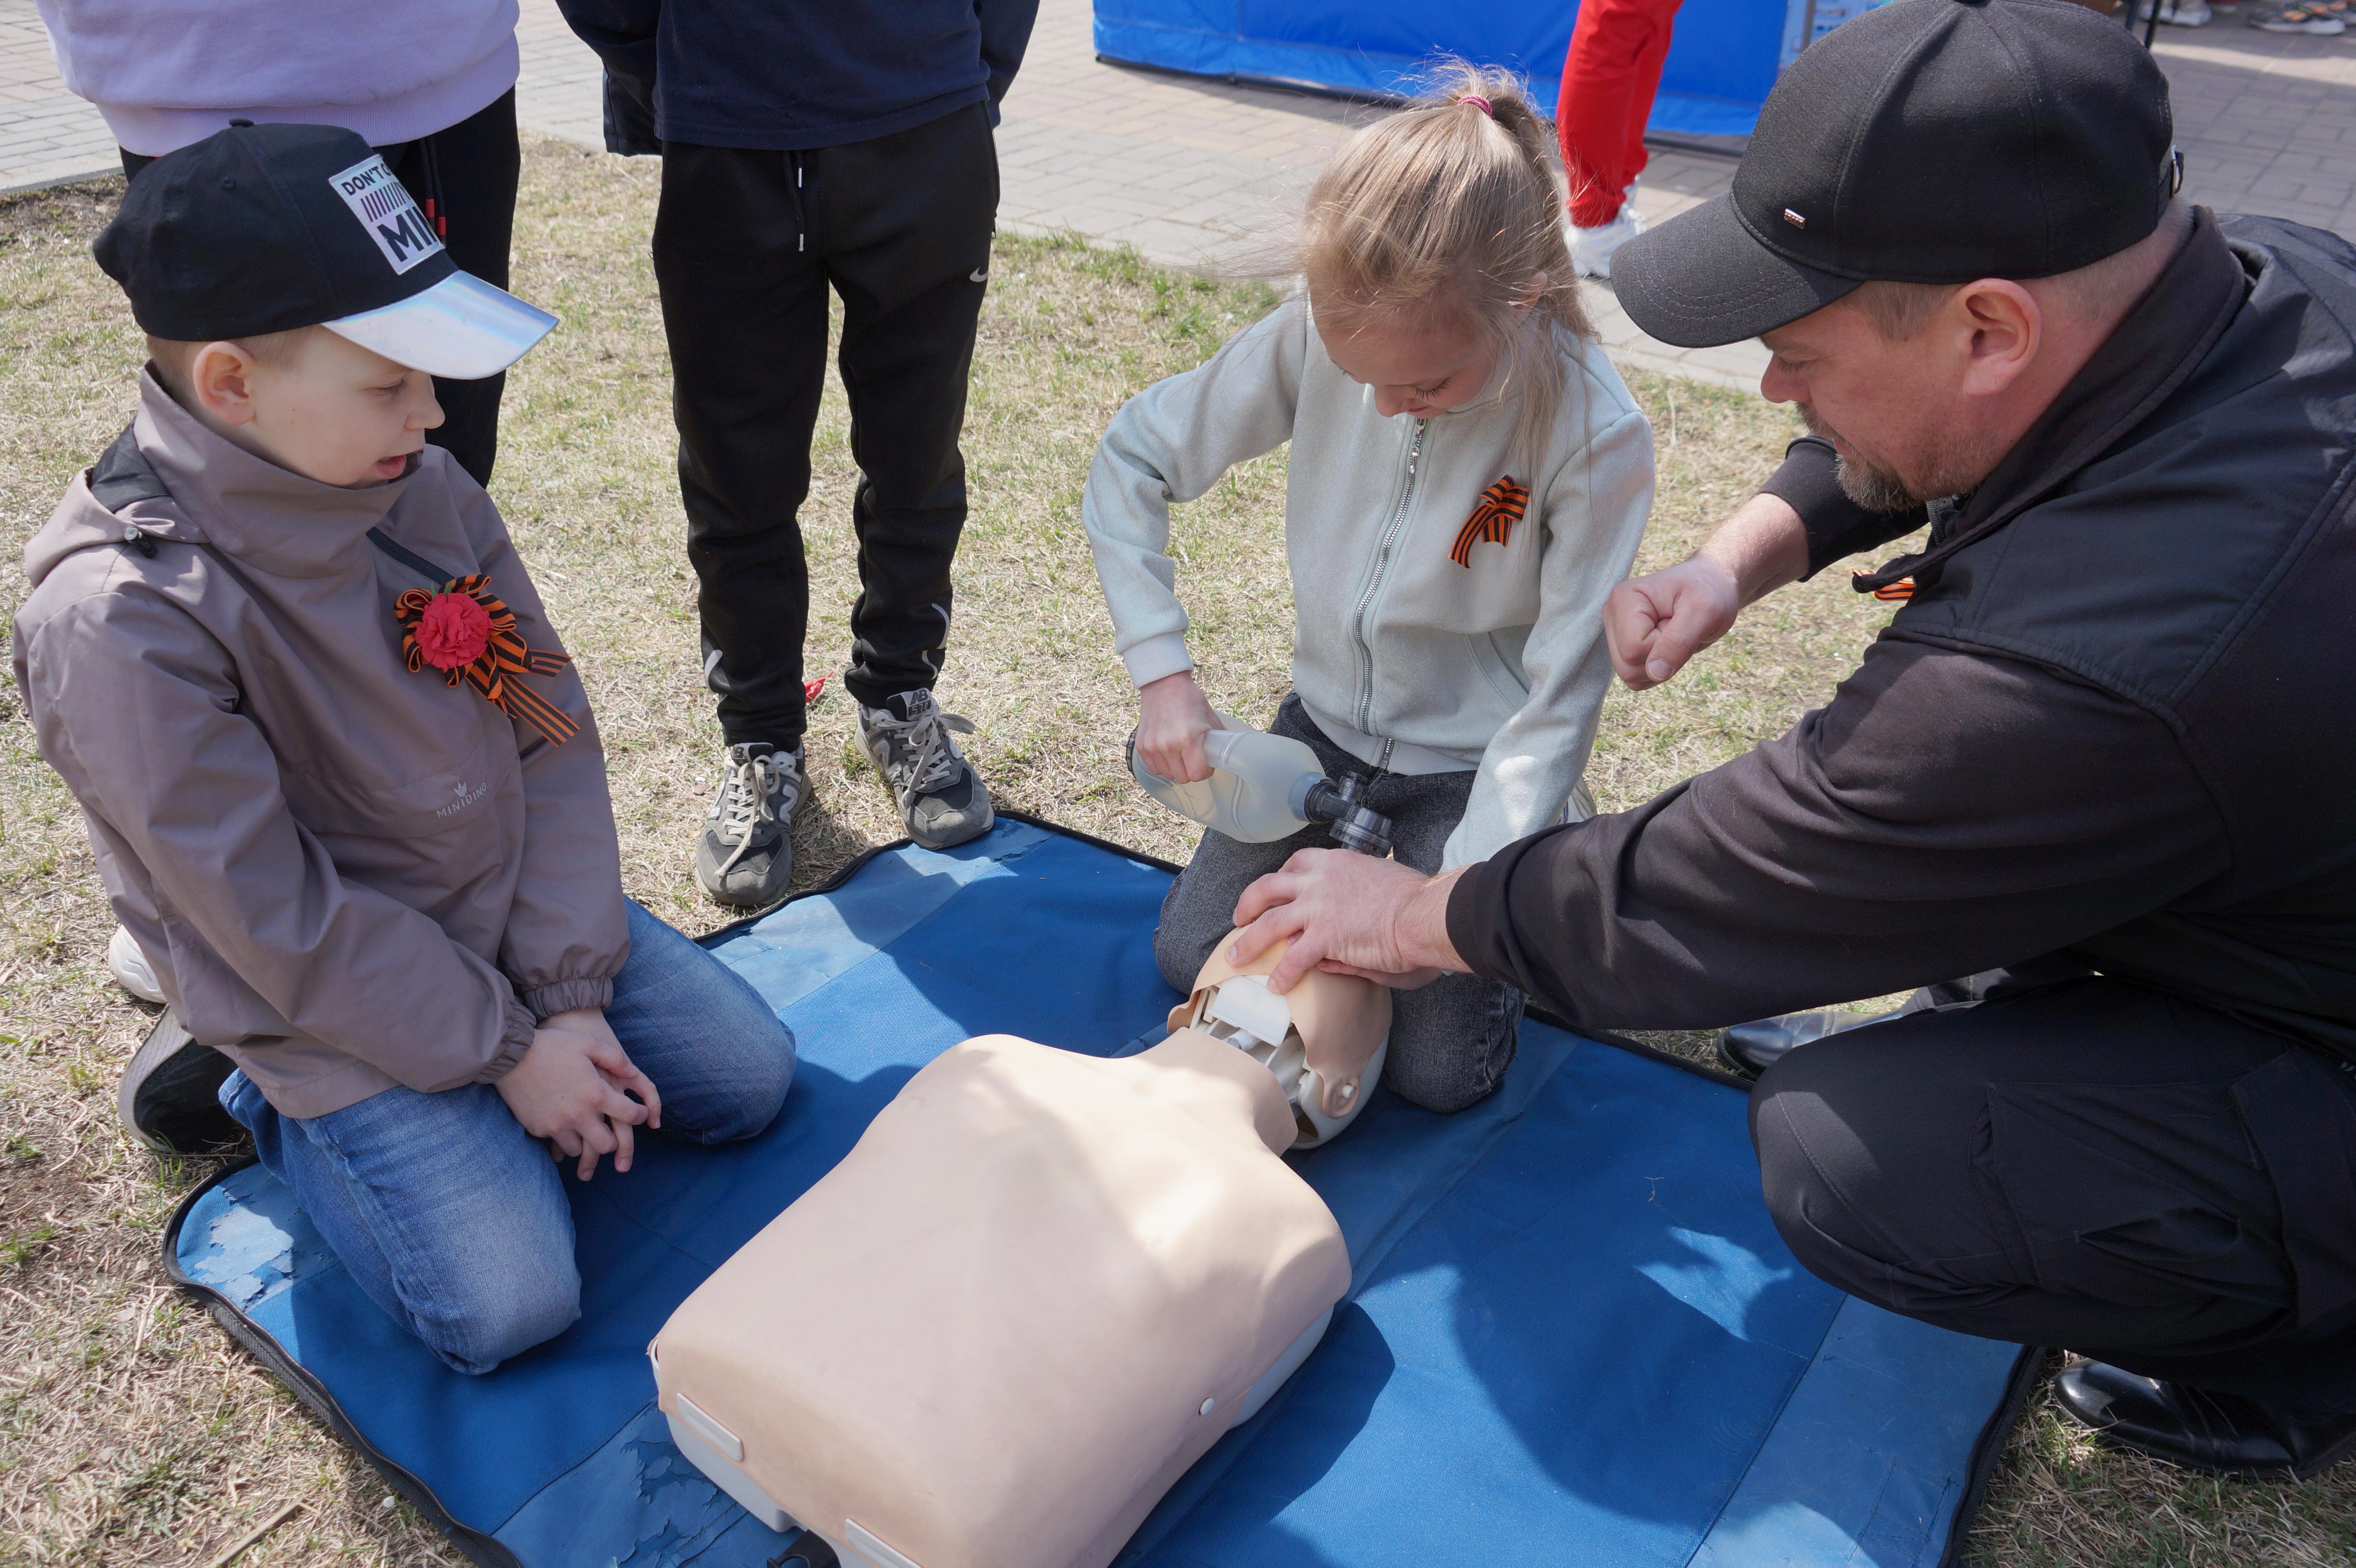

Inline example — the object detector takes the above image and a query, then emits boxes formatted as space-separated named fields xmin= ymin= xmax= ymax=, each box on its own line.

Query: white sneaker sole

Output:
xmin=108 ymin=924 xmax=166 ymax=1004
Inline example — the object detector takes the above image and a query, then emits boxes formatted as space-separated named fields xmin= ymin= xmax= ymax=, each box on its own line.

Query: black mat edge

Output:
xmin=1941 ymin=1344 xmax=2047 ymax=1568
xmin=161 ymin=1162 xmax=522 ymax=1568
xmin=1555 ymin=1016 xmax=1757 ymax=1092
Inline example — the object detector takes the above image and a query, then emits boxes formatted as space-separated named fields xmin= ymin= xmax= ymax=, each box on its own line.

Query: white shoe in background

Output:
xmin=107 ymin=924 xmax=165 ymax=1004
xmin=1571 ymin=207 xmax=1646 ymax=281
xmin=2156 ymin=0 xmax=2214 ymax=25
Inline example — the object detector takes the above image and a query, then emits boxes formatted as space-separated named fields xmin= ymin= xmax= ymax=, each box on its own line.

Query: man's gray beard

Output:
xmin=1801 ymin=405 xmax=1918 ymax=514
xmin=1834 ymin=454 xmax=1918 ymax=515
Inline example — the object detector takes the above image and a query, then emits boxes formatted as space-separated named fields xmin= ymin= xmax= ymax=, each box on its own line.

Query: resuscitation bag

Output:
xmin=648 ymin=1026 xmax=1353 ymax=1568
xmin=1127 ymin=712 xmax=1329 ymax=843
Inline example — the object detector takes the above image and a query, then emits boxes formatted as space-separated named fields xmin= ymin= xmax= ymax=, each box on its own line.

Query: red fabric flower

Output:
xmin=414 ymin=590 xmax=494 ymax=670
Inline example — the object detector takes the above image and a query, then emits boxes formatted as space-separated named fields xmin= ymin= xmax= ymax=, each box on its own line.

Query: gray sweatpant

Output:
xmin=1153 ymin=694 xmax=1524 ymax=1115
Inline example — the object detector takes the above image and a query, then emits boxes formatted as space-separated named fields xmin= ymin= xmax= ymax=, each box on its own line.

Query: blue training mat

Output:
xmin=166 ymin=817 xmax=2033 ymax=1568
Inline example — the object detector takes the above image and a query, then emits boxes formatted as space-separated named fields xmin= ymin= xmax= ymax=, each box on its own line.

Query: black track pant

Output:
xmin=652 ymin=104 xmax=998 ymax=750
xmin=1752 ymin=966 xmax=2356 ymax=1412
xmin=120 ymin=90 xmax=521 ymax=489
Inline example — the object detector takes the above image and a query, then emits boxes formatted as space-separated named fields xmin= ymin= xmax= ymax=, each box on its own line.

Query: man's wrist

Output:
xmin=1396 ymin=867 xmax=1472 ymax=974
xmin=1700 ymin=491 xmax=1810 ymax=606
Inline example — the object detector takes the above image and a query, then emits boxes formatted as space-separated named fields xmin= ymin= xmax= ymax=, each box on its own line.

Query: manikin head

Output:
xmin=1172 ymin=932 xmax=1392 ymax=1148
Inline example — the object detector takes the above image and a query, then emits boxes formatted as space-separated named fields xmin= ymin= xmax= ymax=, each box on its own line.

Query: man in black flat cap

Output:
xmin=1219 ymin=0 xmax=2356 ymax=1478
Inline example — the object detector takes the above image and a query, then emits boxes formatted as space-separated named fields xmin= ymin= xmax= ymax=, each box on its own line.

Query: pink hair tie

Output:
xmin=1460 ymin=95 xmax=1494 ymax=117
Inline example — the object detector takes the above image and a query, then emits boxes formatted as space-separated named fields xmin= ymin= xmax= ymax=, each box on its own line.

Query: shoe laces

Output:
xmin=869 ymin=694 xmax=978 ymax=797
xmin=710 ymin=744 xmax=799 ymax=878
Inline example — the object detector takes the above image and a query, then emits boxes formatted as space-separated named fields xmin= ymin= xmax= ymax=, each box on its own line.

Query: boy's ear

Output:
xmin=189 ymin=341 xmax=263 ymax=426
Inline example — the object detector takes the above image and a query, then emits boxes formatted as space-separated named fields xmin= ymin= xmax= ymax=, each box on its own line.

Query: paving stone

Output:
xmin=7 ymin=0 xmax=2350 ymax=394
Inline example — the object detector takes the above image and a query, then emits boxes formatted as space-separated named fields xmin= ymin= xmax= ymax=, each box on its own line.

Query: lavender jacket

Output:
xmin=34 ymin=0 xmax=518 ymax=157
xmin=13 ymin=373 xmax=627 ymax=1117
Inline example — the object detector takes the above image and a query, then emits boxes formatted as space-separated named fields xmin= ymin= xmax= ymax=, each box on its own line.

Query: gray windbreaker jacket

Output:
xmin=12 ymin=372 xmax=628 ymax=1118
xmin=1083 ymin=295 xmax=1653 ymax=867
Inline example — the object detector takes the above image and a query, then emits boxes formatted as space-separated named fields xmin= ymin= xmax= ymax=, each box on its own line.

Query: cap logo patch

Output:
xmin=1783 ymin=208 xmax=1807 ymax=230
xmin=329 ymin=155 xmax=444 ymax=275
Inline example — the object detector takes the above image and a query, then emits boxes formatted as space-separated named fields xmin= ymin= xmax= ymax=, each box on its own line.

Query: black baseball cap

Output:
xmin=1612 ymin=0 xmax=2178 ymax=348
xmin=95 ymin=121 xmax=554 ymax=379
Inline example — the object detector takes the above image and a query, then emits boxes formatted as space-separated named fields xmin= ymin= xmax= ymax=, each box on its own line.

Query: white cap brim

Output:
xmin=323 ymin=271 xmax=557 ymax=380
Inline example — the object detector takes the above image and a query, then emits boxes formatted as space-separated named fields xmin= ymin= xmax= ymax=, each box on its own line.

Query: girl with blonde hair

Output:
xmin=1083 ymin=66 xmax=1654 ymax=1113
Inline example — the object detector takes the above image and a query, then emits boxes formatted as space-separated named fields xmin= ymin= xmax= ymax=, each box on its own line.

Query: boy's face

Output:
xmin=184 ymin=329 xmax=446 ymax=488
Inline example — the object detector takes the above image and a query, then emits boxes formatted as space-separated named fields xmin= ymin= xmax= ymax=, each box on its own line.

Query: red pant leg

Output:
xmin=1557 ymin=0 xmax=1684 ymax=227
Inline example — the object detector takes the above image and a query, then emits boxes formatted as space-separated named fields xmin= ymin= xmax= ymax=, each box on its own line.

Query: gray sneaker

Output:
xmin=696 ymin=742 xmax=804 ymax=908
xmin=857 ymin=691 xmax=995 ymax=850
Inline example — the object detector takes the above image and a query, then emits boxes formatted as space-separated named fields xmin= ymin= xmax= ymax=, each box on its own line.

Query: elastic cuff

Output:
xmin=474 ymin=998 xmax=540 ymax=1085
xmin=523 ymin=977 xmax=617 ymax=1021
xmin=1121 ymin=632 xmax=1195 ymax=689
xmin=1760 ymin=435 xmax=1927 ymax=580
xmin=1444 ymin=854 xmax=1505 ymax=981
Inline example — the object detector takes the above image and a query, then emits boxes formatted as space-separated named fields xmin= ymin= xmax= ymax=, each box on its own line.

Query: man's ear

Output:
xmin=188 ymin=341 xmax=263 ymax=426
xmin=1953 ymin=280 xmax=2041 ymax=398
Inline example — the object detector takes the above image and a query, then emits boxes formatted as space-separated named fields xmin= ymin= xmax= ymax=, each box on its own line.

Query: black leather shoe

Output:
xmin=1716 ymin=1008 xmax=1896 ymax=1078
xmin=2055 ymin=1359 xmax=2356 ymax=1479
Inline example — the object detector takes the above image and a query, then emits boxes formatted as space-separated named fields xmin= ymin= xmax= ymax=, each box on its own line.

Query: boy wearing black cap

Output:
xmin=12 ymin=123 xmax=798 ymax=1375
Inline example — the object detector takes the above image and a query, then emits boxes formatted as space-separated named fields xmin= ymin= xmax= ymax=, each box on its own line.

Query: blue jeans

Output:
xmin=221 ymin=901 xmax=796 ymax=1375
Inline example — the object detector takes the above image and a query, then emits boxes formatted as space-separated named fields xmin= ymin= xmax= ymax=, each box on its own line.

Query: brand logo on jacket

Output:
xmin=436 ymin=780 xmax=488 ymax=818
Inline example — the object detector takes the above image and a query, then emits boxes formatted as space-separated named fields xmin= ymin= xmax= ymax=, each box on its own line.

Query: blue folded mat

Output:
xmin=167 ymin=816 xmax=2033 ymax=1568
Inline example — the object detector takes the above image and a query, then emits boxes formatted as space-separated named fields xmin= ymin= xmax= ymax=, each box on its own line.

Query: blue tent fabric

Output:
xmin=1090 ymin=0 xmax=1805 ymax=139
xmin=166 ymin=816 xmax=2032 ymax=1568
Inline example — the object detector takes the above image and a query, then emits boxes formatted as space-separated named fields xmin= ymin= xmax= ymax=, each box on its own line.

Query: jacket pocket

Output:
xmin=1979 ymin=1078 xmax=2274 ymax=1300
xmin=280 ymin=727 xmax=510 ymax=845
xmin=1467 ymin=627 xmax=1533 ymax=712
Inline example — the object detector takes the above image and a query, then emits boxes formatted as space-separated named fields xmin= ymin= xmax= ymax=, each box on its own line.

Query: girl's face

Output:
xmin=1315 ymin=307 xmax=1500 ymax=418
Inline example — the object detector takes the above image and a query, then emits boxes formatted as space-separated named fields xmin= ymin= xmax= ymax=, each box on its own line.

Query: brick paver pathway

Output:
xmin=10 ymin=0 xmax=2356 ymax=388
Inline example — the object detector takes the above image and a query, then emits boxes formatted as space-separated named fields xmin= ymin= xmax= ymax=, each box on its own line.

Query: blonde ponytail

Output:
xmin=1298 ymin=63 xmax=1589 ymax=464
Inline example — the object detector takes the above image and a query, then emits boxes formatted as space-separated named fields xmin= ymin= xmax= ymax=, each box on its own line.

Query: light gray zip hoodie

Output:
xmin=1083 ymin=295 xmax=1653 ymax=867
xmin=12 ymin=372 xmax=627 ymax=1119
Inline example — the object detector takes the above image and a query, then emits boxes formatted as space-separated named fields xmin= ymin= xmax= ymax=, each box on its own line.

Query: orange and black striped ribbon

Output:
xmin=1450 ymin=477 xmax=1531 ymax=567
xmin=392 ymin=575 xmax=580 ymax=746
xmin=1852 ymin=569 xmax=1916 ymax=602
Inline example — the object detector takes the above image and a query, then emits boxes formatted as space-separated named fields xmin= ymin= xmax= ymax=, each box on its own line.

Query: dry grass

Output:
xmin=3 ymin=139 xmax=2348 ymax=1566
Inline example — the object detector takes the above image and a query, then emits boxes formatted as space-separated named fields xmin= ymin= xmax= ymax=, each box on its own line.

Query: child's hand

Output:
xmin=1137 ymin=670 xmax=1219 ymax=784
xmin=496 ymin=1008 xmax=663 ymax=1182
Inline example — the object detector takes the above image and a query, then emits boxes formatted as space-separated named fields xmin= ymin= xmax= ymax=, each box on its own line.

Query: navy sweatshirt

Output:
xmin=556 ymin=0 xmax=1039 ymax=154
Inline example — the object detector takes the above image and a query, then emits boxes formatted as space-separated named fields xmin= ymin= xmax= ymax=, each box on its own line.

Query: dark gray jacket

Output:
xmin=1450 ymin=209 xmax=2356 ymax=1061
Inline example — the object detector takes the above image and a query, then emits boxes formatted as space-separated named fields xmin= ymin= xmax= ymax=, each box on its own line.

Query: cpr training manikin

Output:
xmin=652 ymin=751 xmax=1396 ymax=1568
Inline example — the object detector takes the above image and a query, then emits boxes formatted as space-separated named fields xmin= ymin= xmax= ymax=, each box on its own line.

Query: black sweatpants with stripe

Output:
xmin=1752 ymin=964 xmax=2356 ymax=1412
xmin=652 ymin=103 xmax=998 ymax=750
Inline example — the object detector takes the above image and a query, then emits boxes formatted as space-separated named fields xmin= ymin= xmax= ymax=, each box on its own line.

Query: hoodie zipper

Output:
xmin=1351 ymin=417 xmax=1426 ymax=733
